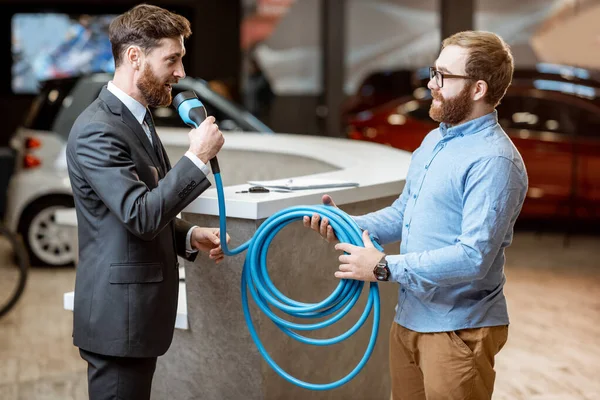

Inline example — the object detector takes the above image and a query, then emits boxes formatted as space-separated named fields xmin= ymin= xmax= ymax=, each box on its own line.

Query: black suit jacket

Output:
xmin=66 ymin=86 xmax=211 ymax=357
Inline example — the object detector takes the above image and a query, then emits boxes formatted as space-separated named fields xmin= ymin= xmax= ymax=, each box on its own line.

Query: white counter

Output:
xmin=56 ymin=132 xmax=411 ymax=221
xmin=158 ymin=131 xmax=412 ymax=220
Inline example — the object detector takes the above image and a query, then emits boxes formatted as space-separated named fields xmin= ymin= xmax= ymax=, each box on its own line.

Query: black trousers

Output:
xmin=79 ymin=348 xmax=158 ymax=400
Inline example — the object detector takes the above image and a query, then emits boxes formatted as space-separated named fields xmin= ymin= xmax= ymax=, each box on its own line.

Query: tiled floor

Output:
xmin=0 ymin=232 xmax=599 ymax=399
xmin=0 ymin=266 xmax=86 ymax=400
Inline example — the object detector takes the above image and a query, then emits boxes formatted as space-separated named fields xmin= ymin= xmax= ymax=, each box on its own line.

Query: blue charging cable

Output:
xmin=214 ymin=173 xmax=381 ymax=391
xmin=173 ymin=92 xmax=382 ymax=390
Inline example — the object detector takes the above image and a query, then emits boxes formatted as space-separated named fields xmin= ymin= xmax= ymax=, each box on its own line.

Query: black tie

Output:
xmin=144 ymin=110 xmax=160 ymax=157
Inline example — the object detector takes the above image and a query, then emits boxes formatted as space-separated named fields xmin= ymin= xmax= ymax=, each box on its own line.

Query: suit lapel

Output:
xmin=99 ymin=87 xmax=164 ymax=177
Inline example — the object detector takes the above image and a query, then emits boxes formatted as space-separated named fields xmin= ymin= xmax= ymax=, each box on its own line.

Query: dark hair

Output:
xmin=109 ymin=4 xmax=191 ymax=67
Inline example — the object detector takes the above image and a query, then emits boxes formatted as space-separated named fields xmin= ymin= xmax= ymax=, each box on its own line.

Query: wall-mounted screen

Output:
xmin=12 ymin=13 xmax=116 ymax=94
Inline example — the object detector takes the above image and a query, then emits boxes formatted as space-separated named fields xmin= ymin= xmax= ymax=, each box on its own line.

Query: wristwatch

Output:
xmin=373 ymin=256 xmax=390 ymax=281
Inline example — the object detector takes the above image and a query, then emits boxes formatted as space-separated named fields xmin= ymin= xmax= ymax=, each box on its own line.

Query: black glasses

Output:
xmin=429 ymin=67 xmax=477 ymax=88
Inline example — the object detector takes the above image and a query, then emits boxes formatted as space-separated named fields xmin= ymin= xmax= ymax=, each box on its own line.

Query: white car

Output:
xmin=5 ymin=73 xmax=272 ymax=266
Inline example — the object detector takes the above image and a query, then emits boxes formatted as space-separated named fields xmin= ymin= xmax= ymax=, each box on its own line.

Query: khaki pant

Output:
xmin=389 ymin=322 xmax=508 ymax=400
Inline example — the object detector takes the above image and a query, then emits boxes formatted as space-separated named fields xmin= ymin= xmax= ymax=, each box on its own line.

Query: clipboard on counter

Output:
xmin=247 ymin=178 xmax=359 ymax=191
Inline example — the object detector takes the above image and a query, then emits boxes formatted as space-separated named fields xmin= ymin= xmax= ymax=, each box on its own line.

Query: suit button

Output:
xmin=191 ymin=180 xmax=196 ymax=186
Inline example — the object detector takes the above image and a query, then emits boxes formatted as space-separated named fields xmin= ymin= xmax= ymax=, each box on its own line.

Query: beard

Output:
xmin=429 ymin=83 xmax=475 ymax=125
xmin=136 ymin=63 xmax=174 ymax=108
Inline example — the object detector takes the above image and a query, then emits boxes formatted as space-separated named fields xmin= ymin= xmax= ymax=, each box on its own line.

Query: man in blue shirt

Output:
xmin=304 ymin=31 xmax=528 ymax=400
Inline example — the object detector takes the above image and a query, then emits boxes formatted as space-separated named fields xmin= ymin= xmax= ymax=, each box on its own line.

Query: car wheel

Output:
xmin=17 ymin=196 xmax=75 ymax=267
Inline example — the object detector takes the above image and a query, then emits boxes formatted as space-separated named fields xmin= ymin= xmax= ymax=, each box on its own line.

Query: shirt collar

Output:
xmin=438 ymin=110 xmax=498 ymax=137
xmin=107 ymin=81 xmax=147 ymax=125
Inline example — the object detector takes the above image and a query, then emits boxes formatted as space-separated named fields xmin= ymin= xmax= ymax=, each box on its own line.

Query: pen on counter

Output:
xmin=236 ymin=186 xmax=270 ymax=194
xmin=235 ymin=186 xmax=292 ymax=194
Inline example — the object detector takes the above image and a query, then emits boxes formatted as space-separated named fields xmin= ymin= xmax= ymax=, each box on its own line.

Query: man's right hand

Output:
xmin=188 ymin=116 xmax=225 ymax=164
xmin=303 ymin=195 xmax=339 ymax=243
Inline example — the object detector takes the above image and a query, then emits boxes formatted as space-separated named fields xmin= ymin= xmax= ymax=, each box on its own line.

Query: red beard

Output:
xmin=137 ymin=63 xmax=174 ymax=108
xmin=429 ymin=83 xmax=475 ymax=125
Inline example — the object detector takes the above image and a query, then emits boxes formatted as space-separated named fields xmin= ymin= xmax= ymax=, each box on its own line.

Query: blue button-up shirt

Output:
xmin=354 ymin=111 xmax=528 ymax=332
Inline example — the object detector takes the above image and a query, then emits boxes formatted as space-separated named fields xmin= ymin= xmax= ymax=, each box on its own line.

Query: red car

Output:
xmin=347 ymin=81 xmax=600 ymax=220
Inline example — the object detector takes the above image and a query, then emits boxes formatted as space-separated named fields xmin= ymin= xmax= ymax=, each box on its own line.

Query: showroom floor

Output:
xmin=0 ymin=231 xmax=599 ymax=400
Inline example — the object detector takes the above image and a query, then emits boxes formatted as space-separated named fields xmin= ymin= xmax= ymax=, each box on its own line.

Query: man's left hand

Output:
xmin=191 ymin=227 xmax=230 ymax=264
xmin=334 ymin=230 xmax=385 ymax=282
